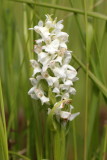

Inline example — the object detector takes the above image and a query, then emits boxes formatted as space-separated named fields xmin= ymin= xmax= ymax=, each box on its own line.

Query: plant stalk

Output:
xmin=54 ymin=125 xmax=65 ymax=160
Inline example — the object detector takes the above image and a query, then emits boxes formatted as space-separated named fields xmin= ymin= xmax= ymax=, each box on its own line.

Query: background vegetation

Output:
xmin=0 ymin=0 xmax=107 ymax=159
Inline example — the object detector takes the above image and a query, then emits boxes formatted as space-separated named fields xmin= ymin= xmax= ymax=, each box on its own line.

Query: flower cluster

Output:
xmin=28 ymin=15 xmax=79 ymax=122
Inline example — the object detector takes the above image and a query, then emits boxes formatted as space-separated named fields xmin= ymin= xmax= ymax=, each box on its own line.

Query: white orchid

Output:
xmin=28 ymin=15 xmax=79 ymax=122
xmin=48 ymin=102 xmax=80 ymax=123
xmin=60 ymin=111 xmax=80 ymax=121
xmin=30 ymin=60 xmax=41 ymax=77
xmin=42 ymin=39 xmax=60 ymax=54
xmin=41 ymin=71 xmax=58 ymax=86
xmin=28 ymin=86 xmax=49 ymax=105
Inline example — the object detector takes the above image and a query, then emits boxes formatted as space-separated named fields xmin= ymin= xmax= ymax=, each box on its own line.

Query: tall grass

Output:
xmin=0 ymin=80 xmax=9 ymax=160
xmin=0 ymin=0 xmax=107 ymax=159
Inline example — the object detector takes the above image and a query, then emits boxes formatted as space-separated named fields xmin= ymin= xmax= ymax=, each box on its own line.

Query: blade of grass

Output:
xmin=10 ymin=0 xmax=107 ymax=21
xmin=0 ymin=80 xmax=9 ymax=160
xmin=72 ymin=54 xmax=107 ymax=98
xmin=9 ymin=151 xmax=31 ymax=160
xmin=0 ymin=117 xmax=6 ymax=160
xmin=99 ymin=124 xmax=107 ymax=160
xmin=87 ymin=87 xmax=100 ymax=159
xmin=83 ymin=0 xmax=88 ymax=159
xmin=72 ymin=120 xmax=78 ymax=160
xmin=102 ymin=124 xmax=107 ymax=160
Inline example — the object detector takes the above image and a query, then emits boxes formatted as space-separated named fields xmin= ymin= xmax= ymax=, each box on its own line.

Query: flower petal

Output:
xmin=30 ymin=60 xmax=41 ymax=76
xmin=28 ymin=87 xmax=36 ymax=95
xmin=60 ymin=111 xmax=71 ymax=119
xmin=53 ymin=67 xmax=66 ymax=78
xmin=53 ymin=87 xmax=60 ymax=93
xmin=56 ymin=32 xmax=69 ymax=42
xmin=40 ymin=96 xmax=49 ymax=105
xmin=30 ymin=94 xmax=38 ymax=100
xmin=68 ymin=112 xmax=80 ymax=121
xmin=38 ymin=20 xmax=43 ymax=27
xmin=29 ymin=78 xmax=37 ymax=86
xmin=69 ymin=87 xmax=76 ymax=95
xmin=64 ymin=80 xmax=73 ymax=86
xmin=43 ymin=39 xmax=59 ymax=54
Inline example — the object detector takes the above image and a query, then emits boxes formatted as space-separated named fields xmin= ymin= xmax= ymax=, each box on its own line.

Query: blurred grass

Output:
xmin=0 ymin=80 xmax=9 ymax=160
xmin=0 ymin=0 xmax=107 ymax=159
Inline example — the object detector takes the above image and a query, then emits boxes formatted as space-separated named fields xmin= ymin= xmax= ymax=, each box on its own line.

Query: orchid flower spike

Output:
xmin=28 ymin=15 xmax=80 ymax=122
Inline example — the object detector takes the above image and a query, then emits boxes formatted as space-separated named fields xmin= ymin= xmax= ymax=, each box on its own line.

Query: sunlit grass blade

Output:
xmin=0 ymin=80 xmax=9 ymax=160
xmin=72 ymin=54 xmax=107 ymax=98
xmin=9 ymin=151 xmax=31 ymax=160
xmin=10 ymin=0 xmax=107 ymax=20
xmin=87 ymin=87 xmax=100 ymax=159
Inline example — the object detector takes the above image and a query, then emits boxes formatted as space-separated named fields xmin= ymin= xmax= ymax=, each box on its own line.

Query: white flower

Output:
xmin=38 ymin=52 xmax=50 ymax=64
xmin=52 ymin=67 xmax=66 ymax=78
xmin=63 ymin=51 xmax=72 ymax=64
xmin=34 ymin=26 xmax=50 ymax=40
xmin=68 ymin=112 xmax=80 ymax=121
xmin=53 ymin=87 xmax=60 ymax=93
xmin=56 ymin=32 xmax=69 ymax=43
xmin=64 ymin=80 xmax=73 ymax=86
xmin=48 ymin=102 xmax=80 ymax=122
xmin=35 ymin=89 xmax=49 ymax=104
xmin=38 ymin=20 xmax=44 ymax=27
xmin=28 ymin=87 xmax=49 ymax=105
xmin=42 ymin=39 xmax=60 ymax=54
xmin=54 ymin=56 xmax=62 ymax=65
xmin=55 ymin=20 xmax=64 ymax=30
xmin=62 ymin=64 xmax=77 ymax=80
xmin=40 ymin=96 xmax=49 ymax=105
xmin=61 ymin=93 xmax=70 ymax=99
xmin=52 ymin=20 xmax=64 ymax=34
xmin=28 ymin=86 xmax=36 ymax=95
xmin=30 ymin=60 xmax=41 ymax=77
xmin=69 ymin=87 xmax=76 ymax=95
xmin=42 ymin=71 xmax=58 ymax=86
xmin=35 ymin=39 xmax=44 ymax=44
xmin=60 ymin=111 xmax=80 ymax=121
xmin=60 ymin=111 xmax=71 ymax=119
xmin=29 ymin=78 xmax=37 ymax=85
xmin=34 ymin=45 xmax=42 ymax=54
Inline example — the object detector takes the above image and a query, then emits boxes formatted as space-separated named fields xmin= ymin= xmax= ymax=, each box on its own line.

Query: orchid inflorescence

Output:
xmin=28 ymin=15 xmax=80 ymax=123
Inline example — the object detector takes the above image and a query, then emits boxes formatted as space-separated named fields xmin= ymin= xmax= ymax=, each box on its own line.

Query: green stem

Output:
xmin=10 ymin=0 xmax=107 ymax=21
xmin=9 ymin=151 xmax=31 ymax=160
xmin=54 ymin=129 xmax=61 ymax=160
xmin=54 ymin=125 xmax=65 ymax=160
xmin=102 ymin=125 xmax=107 ymax=160
xmin=60 ymin=126 xmax=65 ymax=160
xmin=45 ymin=122 xmax=49 ymax=159
xmin=83 ymin=0 xmax=88 ymax=159
xmin=73 ymin=121 xmax=77 ymax=160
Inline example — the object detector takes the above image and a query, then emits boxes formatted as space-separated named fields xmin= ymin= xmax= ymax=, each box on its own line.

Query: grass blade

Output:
xmin=0 ymin=80 xmax=9 ymax=160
